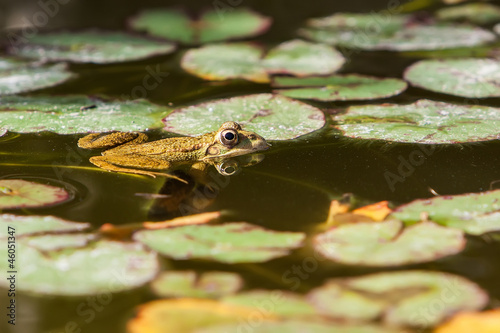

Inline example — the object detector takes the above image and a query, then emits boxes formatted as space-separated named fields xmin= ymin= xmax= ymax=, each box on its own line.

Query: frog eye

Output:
xmin=219 ymin=129 xmax=238 ymax=146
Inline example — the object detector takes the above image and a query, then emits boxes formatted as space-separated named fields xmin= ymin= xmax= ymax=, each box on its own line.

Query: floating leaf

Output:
xmin=0 ymin=238 xmax=159 ymax=295
xmin=163 ymin=94 xmax=325 ymax=140
xmin=127 ymin=298 xmax=274 ymax=333
xmin=181 ymin=43 xmax=268 ymax=83
xmin=262 ymin=39 xmax=345 ymax=76
xmin=0 ymin=61 xmax=74 ymax=95
xmin=308 ymin=271 xmax=488 ymax=327
xmin=273 ymin=74 xmax=407 ymax=101
xmin=352 ymin=201 xmax=391 ymax=221
xmin=0 ymin=95 xmax=170 ymax=135
xmin=133 ymin=222 xmax=305 ymax=263
xmin=0 ymin=179 xmax=70 ymax=209
xmin=436 ymin=3 xmax=500 ymax=25
xmin=333 ymin=99 xmax=500 ymax=143
xmin=0 ymin=214 xmax=89 ymax=238
xmin=314 ymin=220 xmax=465 ymax=266
xmin=404 ymin=58 xmax=500 ymax=98
xmin=130 ymin=8 xmax=271 ymax=44
xmin=151 ymin=271 xmax=243 ymax=298
xmin=391 ymin=190 xmax=500 ymax=235
xmin=300 ymin=13 xmax=495 ymax=51
xmin=23 ymin=233 xmax=96 ymax=251
xmin=10 ymin=31 xmax=176 ymax=64
xmin=181 ymin=41 xmax=344 ymax=83
xmin=434 ymin=309 xmax=500 ymax=333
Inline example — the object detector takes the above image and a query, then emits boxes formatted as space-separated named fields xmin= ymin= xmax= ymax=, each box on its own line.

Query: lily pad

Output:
xmin=151 ymin=271 xmax=243 ymax=298
xmin=333 ymin=99 xmax=500 ymax=143
xmin=0 ymin=61 xmax=73 ymax=95
xmin=10 ymin=31 xmax=176 ymax=64
xmin=163 ymin=94 xmax=325 ymax=140
xmin=307 ymin=271 xmax=488 ymax=327
xmin=273 ymin=74 xmax=407 ymax=101
xmin=404 ymin=58 xmax=500 ymax=98
xmin=181 ymin=41 xmax=345 ymax=83
xmin=130 ymin=8 xmax=271 ymax=44
xmin=391 ymin=190 xmax=500 ymax=235
xmin=0 ymin=179 xmax=71 ymax=209
xmin=434 ymin=309 xmax=500 ymax=333
xmin=0 ymin=238 xmax=159 ymax=295
xmin=300 ymin=13 xmax=495 ymax=51
xmin=0 ymin=95 xmax=170 ymax=136
xmin=262 ymin=39 xmax=345 ymax=76
xmin=436 ymin=3 xmax=500 ymax=25
xmin=23 ymin=233 xmax=96 ymax=251
xmin=313 ymin=220 xmax=465 ymax=266
xmin=133 ymin=222 xmax=305 ymax=263
xmin=0 ymin=214 xmax=89 ymax=238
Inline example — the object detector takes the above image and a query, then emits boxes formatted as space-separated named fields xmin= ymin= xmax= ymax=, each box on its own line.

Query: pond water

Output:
xmin=1 ymin=1 xmax=500 ymax=333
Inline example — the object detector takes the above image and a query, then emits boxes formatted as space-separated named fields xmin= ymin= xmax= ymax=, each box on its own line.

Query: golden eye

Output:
xmin=219 ymin=129 xmax=238 ymax=146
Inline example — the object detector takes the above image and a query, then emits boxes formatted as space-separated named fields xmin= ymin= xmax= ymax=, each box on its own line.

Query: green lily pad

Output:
xmin=436 ymin=3 xmax=500 ymax=25
xmin=313 ymin=220 xmax=465 ymax=266
xmin=273 ymin=74 xmax=407 ymax=101
xmin=163 ymin=94 xmax=325 ymax=140
xmin=10 ymin=31 xmax=176 ymax=64
xmin=333 ymin=99 xmax=500 ymax=143
xmin=0 ymin=237 xmax=159 ymax=295
xmin=307 ymin=271 xmax=488 ymax=327
xmin=0 ymin=179 xmax=71 ymax=209
xmin=0 ymin=62 xmax=74 ymax=95
xmin=133 ymin=222 xmax=305 ymax=263
xmin=262 ymin=39 xmax=345 ymax=76
xmin=151 ymin=271 xmax=243 ymax=298
xmin=181 ymin=41 xmax=344 ymax=83
xmin=404 ymin=58 xmax=500 ymax=98
xmin=0 ymin=214 xmax=89 ymax=238
xmin=130 ymin=8 xmax=271 ymax=44
xmin=23 ymin=233 xmax=96 ymax=251
xmin=391 ymin=190 xmax=500 ymax=235
xmin=0 ymin=95 xmax=170 ymax=136
xmin=300 ymin=13 xmax=495 ymax=51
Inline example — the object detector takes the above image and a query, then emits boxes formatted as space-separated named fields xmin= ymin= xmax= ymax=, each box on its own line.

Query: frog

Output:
xmin=77 ymin=121 xmax=270 ymax=178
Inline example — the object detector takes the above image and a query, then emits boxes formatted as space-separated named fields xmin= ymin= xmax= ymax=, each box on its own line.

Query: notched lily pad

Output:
xmin=0 ymin=238 xmax=159 ymax=295
xmin=130 ymin=8 xmax=271 ymax=44
xmin=0 ymin=95 xmax=170 ymax=135
xmin=436 ymin=3 xmax=500 ymax=25
xmin=181 ymin=41 xmax=345 ymax=83
xmin=333 ymin=99 xmax=500 ymax=143
xmin=307 ymin=271 xmax=488 ymax=327
xmin=163 ymin=93 xmax=325 ymax=140
xmin=313 ymin=220 xmax=465 ymax=266
xmin=10 ymin=31 xmax=176 ymax=64
xmin=0 ymin=179 xmax=70 ymax=209
xmin=300 ymin=13 xmax=495 ymax=51
xmin=274 ymin=74 xmax=407 ymax=101
xmin=404 ymin=58 xmax=500 ymax=98
xmin=391 ymin=190 xmax=500 ymax=235
xmin=0 ymin=61 xmax=74 ymax=95
xmin=0 ymin=214 xmax=89 ymax=238
xmin=133 ymin=222 xmax=305 ymax=263
xmin=151 ymin=271 xmax=243 ymax=298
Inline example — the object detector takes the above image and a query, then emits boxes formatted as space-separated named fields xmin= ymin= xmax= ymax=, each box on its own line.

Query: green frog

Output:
xmin=77 ymin=121 xmax=270 ymax=178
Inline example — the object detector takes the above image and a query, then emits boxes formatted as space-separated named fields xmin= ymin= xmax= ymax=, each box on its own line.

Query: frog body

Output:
xmin=78 ymin=121 xmax=269 ymax=178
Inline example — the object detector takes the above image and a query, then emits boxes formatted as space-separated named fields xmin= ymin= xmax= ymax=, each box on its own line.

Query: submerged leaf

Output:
xmin=0 ymin=238 xmax=159 ymax=295
xmin=10 ymin=31 xmax=176 ymax=64
xmin=404 ymin=58 xmax=500 ymax=98
xmin=274 ymin=74 xmax=407 ymax=101
xmin=163 ymin=93 xmax=325 ymax=140
xmin=133 ymin=222 xmax=305 ymax=263
xmin=391 ymin=190 xmax=500 ymax=235
xmin=0 ymin=179 xmax=70 ymax=209
xmin=0 ymin=95 xmax=170 ymax=135
xmin=314 ymin=220 xmax=465 ymax=266
xmin=130 ymin=8 xmax=271 ymax=44
xmin=151 ymin=271 xmax=243 ymax=298
xmin=333 ymin=99 xmax=500 ymax=143
xmin=0 ymin=214 xmax=89 ymax=238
